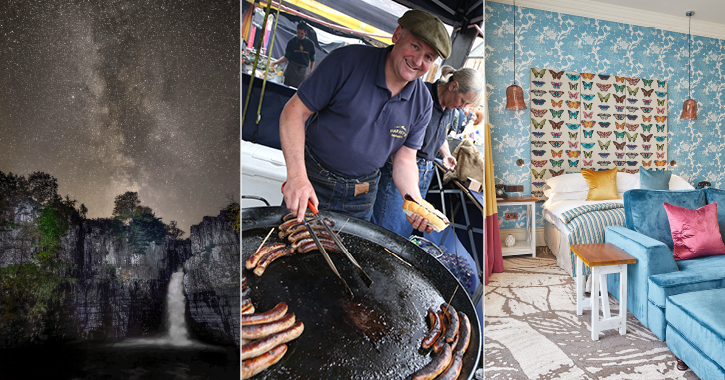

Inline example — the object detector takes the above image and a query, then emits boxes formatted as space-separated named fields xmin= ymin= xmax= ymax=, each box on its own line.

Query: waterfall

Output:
xmin=115 ymin=267 xmax=196 ymax=347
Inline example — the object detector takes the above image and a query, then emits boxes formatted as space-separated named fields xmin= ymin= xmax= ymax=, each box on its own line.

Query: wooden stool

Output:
xmin=571 ymin=243 xmax=637 ymax=341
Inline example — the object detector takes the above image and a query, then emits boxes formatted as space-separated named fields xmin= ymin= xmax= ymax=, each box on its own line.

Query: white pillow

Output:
xmin=669 ymin=174 xmax=695 ymax=190
xmin=544 ymin=190 xmax=627 ymax=204
xmin=545 ymin=171 xmax=640 ymax=193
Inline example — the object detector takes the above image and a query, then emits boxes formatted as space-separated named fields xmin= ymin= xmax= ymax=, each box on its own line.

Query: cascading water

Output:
xmin=116 ymin=267 xmax=197 ymax=347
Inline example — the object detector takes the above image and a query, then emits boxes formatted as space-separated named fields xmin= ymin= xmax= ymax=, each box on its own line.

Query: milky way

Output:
xmin=0 ymin=0 xmax=239 ymax=233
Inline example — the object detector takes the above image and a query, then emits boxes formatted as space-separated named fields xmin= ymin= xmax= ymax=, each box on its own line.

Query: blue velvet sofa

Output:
xmin=604 ymin=188 xmax=725 ymax=341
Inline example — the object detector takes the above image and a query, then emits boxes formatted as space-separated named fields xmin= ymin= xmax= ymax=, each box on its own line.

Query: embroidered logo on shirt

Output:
xmin=390 ymin=125 xmax=408 ymax=139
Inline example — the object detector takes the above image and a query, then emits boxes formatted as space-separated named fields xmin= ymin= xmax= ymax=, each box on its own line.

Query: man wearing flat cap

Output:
xmin=279 ymin=9 xmax=451 ymax=232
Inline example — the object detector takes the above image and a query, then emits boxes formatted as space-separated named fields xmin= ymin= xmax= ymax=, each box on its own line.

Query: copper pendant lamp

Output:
xmin=681 ymin=11 xmax=697 ymax=120
xmin=505 ymin=0 xmax=526 ymax=111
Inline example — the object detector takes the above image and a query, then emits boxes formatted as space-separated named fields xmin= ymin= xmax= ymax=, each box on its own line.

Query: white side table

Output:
xmin=497 ymin=196 xmax=537 ymax=257
xmin=571 ymin=243 xmax=637 ymax=340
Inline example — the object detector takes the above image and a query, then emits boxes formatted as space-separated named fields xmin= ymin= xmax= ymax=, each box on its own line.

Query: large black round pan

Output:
xmin=242 ymin=206 xmax=481 ymax=380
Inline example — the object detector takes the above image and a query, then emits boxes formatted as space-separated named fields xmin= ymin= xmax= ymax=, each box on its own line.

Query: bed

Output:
xmin=541 ymin=170 xmax=694 ymax=278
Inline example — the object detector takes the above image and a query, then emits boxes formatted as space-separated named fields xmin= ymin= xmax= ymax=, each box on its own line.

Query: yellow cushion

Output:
xmin=582 ymin=168 xmax=620 ymax=201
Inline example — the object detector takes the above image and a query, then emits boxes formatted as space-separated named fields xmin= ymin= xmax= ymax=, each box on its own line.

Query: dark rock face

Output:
xmin=183 ymin=211 xmax=240 ymax=346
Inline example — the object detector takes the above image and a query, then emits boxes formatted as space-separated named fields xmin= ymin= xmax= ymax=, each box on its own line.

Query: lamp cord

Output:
xmin=513 ymin=0 xmax=517 ymax=85
xmin=688 ymin=15 xmax=692 ymax=100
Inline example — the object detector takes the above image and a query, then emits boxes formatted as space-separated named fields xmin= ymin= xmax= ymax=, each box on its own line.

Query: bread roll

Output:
xmin=402 ymin=194 xmax=450 ymax=232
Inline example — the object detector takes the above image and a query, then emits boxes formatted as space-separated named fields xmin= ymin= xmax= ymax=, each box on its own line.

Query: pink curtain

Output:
xmin=484 ymin=123 xmax=504 ymax=284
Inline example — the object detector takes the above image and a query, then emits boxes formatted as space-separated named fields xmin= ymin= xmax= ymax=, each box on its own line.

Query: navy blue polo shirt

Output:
xmin=296 ymin=44 xmax=432 ymax=177
xmin=418 ymin=81 xmax=455 ymax=161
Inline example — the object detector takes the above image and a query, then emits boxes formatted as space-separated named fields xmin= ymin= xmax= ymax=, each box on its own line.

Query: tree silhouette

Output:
xmin=112 ymin=192 xmax=141 ymax=220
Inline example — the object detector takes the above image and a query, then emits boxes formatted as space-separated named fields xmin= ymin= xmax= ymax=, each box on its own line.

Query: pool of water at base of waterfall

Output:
xmin=0 ymin=342 xmax=240 ymax=380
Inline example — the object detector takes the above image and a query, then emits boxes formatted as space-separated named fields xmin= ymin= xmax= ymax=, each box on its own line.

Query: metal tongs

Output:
xmin=282 ymin=183 xmax=373 ymax=297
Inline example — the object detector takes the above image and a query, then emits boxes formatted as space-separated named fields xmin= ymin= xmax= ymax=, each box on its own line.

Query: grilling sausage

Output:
xmin=246 ymin=243 xmax=286 ymax=270
xmin=242 ymin=285 xmax=251 ymax=299
xmin=297 ymin=239 xmax=340 ymax=254
xmin=282 ymin=212 xmax=313 ymax=222
xmin=242 ymin=304 xmax=255 ymax=315
xmin=253 ymin=245 xmax=295 ymax=276
xmin=442 ymin=303 xmax=459 ymax=343
xmin=287 ymin=228 xmax=333 ymax=244
xmin=241 ymin=321 xmax=304 ymax=360
xmin=432 ymin=311 xmax=448 ymax=353
xmin=241 ymin=314 xmax=296 ymax=340
xmin=291 ymin=236 xmax=336 ymax=251
xmin=421 ymin=308 xmax=441 ymax=349
xmin=436 ymin=355 xmax=463 ymax=380
xmin=241 ymin=343 xmax=287 ymax=380
xmin=454 ymin=312 xmax=471 ymax=356
xmin=283 ymin=224 xmax=326 ymax=239
xmin=410 ymin=343 xmax=452 ymax=380
xmin=242 ymin=303 xmax=288 ymax=325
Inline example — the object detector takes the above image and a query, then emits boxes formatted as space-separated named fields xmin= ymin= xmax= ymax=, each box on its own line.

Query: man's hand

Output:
xmin=407 ymin=212 xmax=433 ymax=234
xmin=441 ymin=155 xmax=457 ymax=170
xmin=282 ymin=176 xmax=318 ymax=223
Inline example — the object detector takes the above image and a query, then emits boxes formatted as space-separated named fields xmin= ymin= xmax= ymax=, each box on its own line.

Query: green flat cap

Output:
xmin=397 ymin=9 xmax=451 ymax=59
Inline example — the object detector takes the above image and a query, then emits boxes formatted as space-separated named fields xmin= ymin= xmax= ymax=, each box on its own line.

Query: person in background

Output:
xmin=272 ymin=22 xmax=316 ymax=88
xmin=279 ymin=10 xmax=452 ymax=235
xmin=372 ymin=66 xmax=483 ymax=237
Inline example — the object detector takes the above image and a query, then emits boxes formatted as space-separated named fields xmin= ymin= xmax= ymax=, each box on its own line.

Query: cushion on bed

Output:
xmin=582 ymin=168 xmax=620 ymax=201
xmin=639 ymin=167 xmax=672 ymax=190
xmin=546 ymin=171 xmax=639 ymax=194
xmin=663 ymin=202 xmax=725 ymax=260
xmin=669 ymin=174 xmax=695 ymax=190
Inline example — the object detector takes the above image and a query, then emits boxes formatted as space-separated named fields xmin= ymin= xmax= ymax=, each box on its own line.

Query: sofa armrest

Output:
xmin=604 ymin=225 xmax=679 ymax=328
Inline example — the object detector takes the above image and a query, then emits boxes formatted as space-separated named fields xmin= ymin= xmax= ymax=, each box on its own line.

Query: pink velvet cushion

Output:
xmin=663 ymin=202 xmax=725 ymax=261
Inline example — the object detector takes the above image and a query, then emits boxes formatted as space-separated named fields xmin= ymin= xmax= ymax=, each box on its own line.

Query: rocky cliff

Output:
xmin=183 ymin=210 xmax=240 ymax=346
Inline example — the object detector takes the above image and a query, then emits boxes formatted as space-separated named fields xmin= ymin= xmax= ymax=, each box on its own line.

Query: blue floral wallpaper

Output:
xmin=486 ymin=2 xmax=723 ymax=229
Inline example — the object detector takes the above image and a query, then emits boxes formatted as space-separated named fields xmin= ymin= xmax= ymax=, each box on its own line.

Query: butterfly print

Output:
xmin=615 ymin=152 xmax=625 ymax=159
xmin=566 ymin=150 xmax=580 ymax=158
xmin=532 ymin=150 xmax=546 ymax=156
xmin=568 ymin=141 xmax=579 ymax=148
xmin=584 ymin=160 xmax=593 ymax=166
xmin=656 ymin=124 xmax=665 ymax=132
xmin=643 ymin=99 xmax=652 ymax=105
xmin=641 ymin=107 xmax=653 ymax=113
xmin=549 ymin=169 xmax=564 ymax=177
xmin=532 ymin=160 xmax=548 ymax=167
xmin=551 ymin=150 xmax=563 ymax=157
xmin=549 ymin=120 xmax=564 ymax=129
xmin=642 ymin=79 xmax=653 ymax=87
xmin=657 ymin=144 xmax=664 ymax=151
xmin=550 ymin=90 xmax=564 ymax=98
xmin=584 ymin=151 xmax=593 ymax=158
xmin=614 ymin=84 xmax=625 ymax=93
xmin=615 ymin=105 xmax=625 ymax=112
xmin=597 ymin=113 xmax=611 ymax=120
xmin=657 ymin=99 xmax=666 ymax=106
xmin=655 ymin=160 xmax=666 ymax=167
xmin=582 ymin=121 xmax=596 ymax=128
xmin=596 ymin=83 xmax=612 ymax=92
xmin=531 ymin=68 xmax=546 ymax=78
xmin=551 ymin=132 xmax=562 ymax=138
xmin=626 ymin=132 xmax=638 ymax=142
xmin=531 ymin=141 xmax=547 ymax=147
xmin=567 ymin=74 xmax=581 ymax=81
xmin=533 ymin=80 xmax=546 ymax=87
xmin=628 ymin=161 xmax=640 ymax=167
xmin=642 ymin=115 xmax=652 ymax=122
xmin=550 ymin=109 xmax=564 ymax=118
xmin=532 ymin=118 xmax=546 ymax=129
xmin=656 ymin=91 xmax=667 ymax=98
xmin=532 ymin=132 xmax=545 ymax=138
xmin=597 ymin=161 xmax=611 ymax=166
xmin=569 ymin=160 xmax=579 ymax=167
xmin=641 ymin=134 xmax=653 ymax=142
xmin=568 ymin=110 xmax=579 ymax=119
xmin=598 ymin=122 xmax=611 ymax=128
xmin=626 ymin=78 xmax=641 ymax=86
xmin=614 ymin=141 xmax=626 ymax=150
xmin=551 ymin=99 xmax=563 ymax=107
xmin=550 ymin=141 xmax=564 ymax=147
xmin=615 ymin=76 xmax=626 ymax=83
xmin=614 ymin=94 xmax=626 ymax=103
xmin=598 ymin=105 xmax=610 ymax=111
xmin=532 ymin=98 xmax=546 ymax=106
xmin=566 ymin=101 xmax=580 ymax=108
xmin=655 ymin=136 xmax=666 ymax=142
xmin=656 ymin=152 xmax=665 ymax=159
xmin=658 ymin=80 xmax=666 ymax=88
xmin=583 ymin=130 xmax=594 ymax=138
xmin=568 ymin=91 xmax=579 ymax=99
xmin=627 ymin=98 xmax=639 ymax=104
xmin=584 ymin=103 xmax=593 ymax=110
xmin=598 ymin=93 xmax=611 ymax=102
xmin=642 ymin=88 xmax=654 ymax=97
xmin=582 ymin=94 xmax=596 ymax=101
xmin=582 ymin=142 xmax=596 ymax=149
xmin=614 ymin=160 xmax=626 ymax=166
xmin=614 ymin=131 xmax=626 ymax=139
xmin=626 ymin=124 xmax=639 ymax=131
xmin=626 ymin=115 xmax=638 ymax=121
xmin=531 ymin=108 xmax=547 ymax=117
xmin=598 ymin=140 xmax=611 ymax=150
xmin=598 ymin=74 xmax=611 ymax=80
xmin=550 ymin=159 xmax=564 ymax=167
xmin=626 ymin=169 xmax=640 ymax=174
xmin=567 ymin=123 xmax=580 ymax=130
xmin=597 ymin=131 xmax=612 ymax=138
xmin=657 ymin=107 xmax=665 ymax=114
xmin=615 ymin=122 xmax=625 ymax=130
xmin=613 ymin=114 xmax=625 ymax=120
xmin=584 ymin=111 xmax=593 ymax=119
xmin=532 ymin=168 xmax=546 ymax=179
xmin=626 ymin=153 xmax=639 ymax=159
xmin=641 ymin=153 xmax=653 ymax=159
xmin=626 ymin=106 xmax=639 ymax=113
xmin=569 ymin=83 xmax=579 ymax=90
xmin=552 ymin=82 xmax=563 ymax=89
xmin=583 ymin=81 xmax=593 ymax=90
xmin=532 ymin=190 xmax=544 ymax=197
xmin=581 ymin=73 xmax=595 ymax=80
xmin=642 ymin=144 xmax=651 ymax=151
xmin=599 ymin=153 xmax=610 ymax=158
xmin=569 ymin=132 xmax=578 ymax=139
xmin=532 ymin=89 xmax=547 ymax=97
xmin=654 ymin=116 xmax=666 ymax=123
xmin=549 ymin=70 xmax=564 ymax=79
xmin=626 ymin=144 xmax=638 ymax=150
xmin=532 ymin=181 xmax=546 ymax=188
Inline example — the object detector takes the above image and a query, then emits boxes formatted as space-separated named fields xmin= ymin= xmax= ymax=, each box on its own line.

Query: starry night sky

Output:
xmin=0 ymin=0 xmax=239 ymax=233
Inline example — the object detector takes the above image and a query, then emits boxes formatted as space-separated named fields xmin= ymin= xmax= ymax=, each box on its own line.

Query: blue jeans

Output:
xmin=371 ymin=157 xmax=435 ymax=237
xmin=304 ymin=149 xmax=379 ymax=221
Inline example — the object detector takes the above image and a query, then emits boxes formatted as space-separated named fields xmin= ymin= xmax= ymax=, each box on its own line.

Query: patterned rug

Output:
xmin=484 ymin=247 xmax=700 ymax=380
